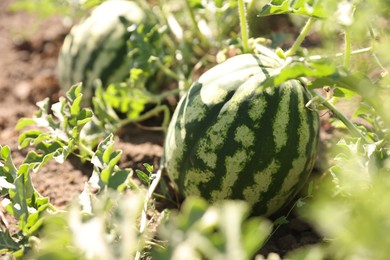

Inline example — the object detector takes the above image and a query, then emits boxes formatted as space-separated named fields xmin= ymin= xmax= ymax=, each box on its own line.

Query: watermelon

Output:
xmin=58 ymin=0 xmax=145 ymax=103
xmin=164 ymin=52 xmax=320 ymax=216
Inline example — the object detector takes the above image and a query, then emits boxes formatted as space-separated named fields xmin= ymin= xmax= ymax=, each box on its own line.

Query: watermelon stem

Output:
xmin=118 ymin=105 xmax=171 ymax=133
xmin=135 ymin=165 xmax=164 ymax=260
xmin=238 ymin=0 xmax=250 ymax=53
xmin=304 ymin=47 xmax=372 ymax=61
xmin=184 ymin=0 xmax=210 ymax=48
xmin=343 ymin=28 xmax=352 ymax=68
xmin=285 ymin=17 xmax=316 ymax=57
xmin=313 ymin=95 xmax=370 ymax=143
xmin=368 ymin=25 xmax=389 ymax=77
xmin=154 ymin=88 xmax=181 ymax=102
xmin=149 ymin=56 xmax=183 ymax=82
xmin=78 ymin=141 xmax=95 ymax=158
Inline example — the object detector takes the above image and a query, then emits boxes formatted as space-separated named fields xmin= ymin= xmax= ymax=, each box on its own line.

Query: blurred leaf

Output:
xmin=259 ymin=0 xmax=330 ymax=19
xmin=261 ymin=59 xmax=338 ymax=90
xmin=143 ymin=163 xmax=154 ymax=174
xmin=9 ymin=0 xmax=89 ymax=18
xmin=0 ymin=228 xmax=20 ymax=251
xmin=332 ymin=87 xmax=357 ymax=99
xmin=0 ymin=146 xmax=18 ymax=193
xmin=31 ymin=191 xmax=148 ymax=259
xmin=90 ymin=134 xmax=132 ymax=191
xmin=127 ymin=22 xmax=171 ymax=91
xmin=103 ymin=83 xmax=151 ymax=119
xmin=273 ymin=216 xmax=289 ymax=226
xmin=135 ymin=170 xmax=150 ymax=186
xmin=153 ymin=197 xmax=272 ymax=259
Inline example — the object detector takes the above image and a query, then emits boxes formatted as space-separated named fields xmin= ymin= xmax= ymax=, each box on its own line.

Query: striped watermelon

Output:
xmin=164 ymin=53 xmax=320 ymax=216
xmin=58 ymin=0 xmax=145 ymax=103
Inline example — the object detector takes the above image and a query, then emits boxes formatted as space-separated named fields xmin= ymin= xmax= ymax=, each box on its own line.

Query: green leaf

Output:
xmin=0 ymin=227 xmax=20 ymax=251
xmin=109 ymin=169 xmax=134 ymax=191
xmin=18 ymin=130 xmax=49 ymax=149
xmin=333 ymin=87 xmax=358 ymax=99
xmin=15 ymin=117 xmax=37 ymax=130
xmin=143 ymin=163 xmax=154 ymax=174
xmin=23 ymin=141 xmax=68 ymax=171
xmin=259 ymin=0 xmax=330 ymax=19
xmin=135 ymin=169 xmax=150 ymax=185
xmin=90 ymin=134 xmax=132 ymax=190
xmin=6 ymin=165 xmax=34 ymax=229
xmin=242 ymin=218 xmax=272 ymax=257
xmin=0 ymin=145 xmax=18 ymax=186
xmin=17 ymin=83 xmax=93 ymax=166
xmin=274 ymin=216 xmax=289 ymax=226
xmin=154 ymin=198 xmax=272 ymax=259
xmin=103 ymin=83 xmax=151 ymax=119
xmin=260 ymin=60 xmax=338 ymax=90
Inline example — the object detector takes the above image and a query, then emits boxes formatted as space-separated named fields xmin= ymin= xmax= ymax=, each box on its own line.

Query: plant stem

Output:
xmin=238 ymin=0 xmax=250 ymax=53
xmin=154 ymin=88 xmax=181 ymax=102
xmin=135 ymin=165 xmax=163 ymax=260
xmin=285 ymin=17 xmax=315 ymax=57
xmin=149 ymin=56 xmax=182 ymax=82
xmin=368 ymin=25 xmax=389 ymax=77
xmin=315 ymin=95 xmax=369 ymax=143
xmin=119 ymin=105 xmax=171 ymax=133
xmin=344 ymin=28 xmax=351 ymax=68
xmin=184 ymin=0 xmax=210 ymax=48
xmin=305 ymin=47 xmax=372 ymax=61
xmin=78 ymin=141 xmax=95 ymax=158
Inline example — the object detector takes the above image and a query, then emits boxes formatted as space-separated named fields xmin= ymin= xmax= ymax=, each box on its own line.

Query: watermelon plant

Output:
xmin=58 ymin=0 xmax=146 ymax=103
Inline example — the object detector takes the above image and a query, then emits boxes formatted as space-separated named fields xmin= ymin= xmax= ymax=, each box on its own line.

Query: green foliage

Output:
xmin=16 ymin=84 xmax=93 ymax=165
xmin=0 ymin=85 xmax=136 ymax=257
xmin=29 ymin=191 xmax=148 ymax=259
xmin=0 ymin=144 xmax=52 ymax=241
xmin=102 ymin=83 xmax=154 ymax=120
xmin=127 ymin=23 xmax=175 ymax=90
xmin=259 ymin=0 xmax=334 ymax=19
xmin=89 ymin=134 xmax=133 ymax=192
xmin=8 ymin=0 xmax=92 ymax=18
xmin=135 ymin=163 xmax=154 ymax=186
xmin=289 ymin=137 xmax=390 ymax=259
xmin=153 ymin=197 xmax=272 ymax=260
xmin=0 ymin=228 xmax=20 ymax=252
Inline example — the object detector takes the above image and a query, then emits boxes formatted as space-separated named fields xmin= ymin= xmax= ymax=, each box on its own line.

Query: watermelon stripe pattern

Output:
xmin=58 ymin=0 xmax=145 ymax=103
xmin=164 ymin=53 xmax=320 ymax=216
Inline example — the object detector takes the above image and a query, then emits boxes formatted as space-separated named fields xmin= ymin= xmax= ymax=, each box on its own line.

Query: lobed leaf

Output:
xmin=90 ymin=134 xmax=132 ymax=191
xmin=0 ymin=146 xmax=18 ymax=188
xmin=0 ymin=227 xmax=20 ymax=251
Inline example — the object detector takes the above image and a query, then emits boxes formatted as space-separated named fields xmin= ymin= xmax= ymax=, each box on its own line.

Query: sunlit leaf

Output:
xmin=135 ymin=169 xmax=150 ymax=185
xmin=90 ymin=134 xmax=132 ymax=190
xmin=259 ymin=0 xmax=330 ymax=19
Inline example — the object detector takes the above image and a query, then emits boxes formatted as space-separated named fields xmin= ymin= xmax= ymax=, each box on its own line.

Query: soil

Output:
xmin=0 ymin=0 xmax=324 ymax=257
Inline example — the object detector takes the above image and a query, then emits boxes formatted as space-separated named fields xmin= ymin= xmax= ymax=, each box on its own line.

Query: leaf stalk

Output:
xmin=285 ymin=17 xmax=315 ymax=57
xmin=315 ymin=94 xmax=369 ymax=143
xmin=238 ymin=0 xmax=250 ymax=53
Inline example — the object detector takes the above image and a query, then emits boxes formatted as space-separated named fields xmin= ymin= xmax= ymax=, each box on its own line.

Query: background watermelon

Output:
xmin=58 ymin=0 xmax=145 ymax=103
